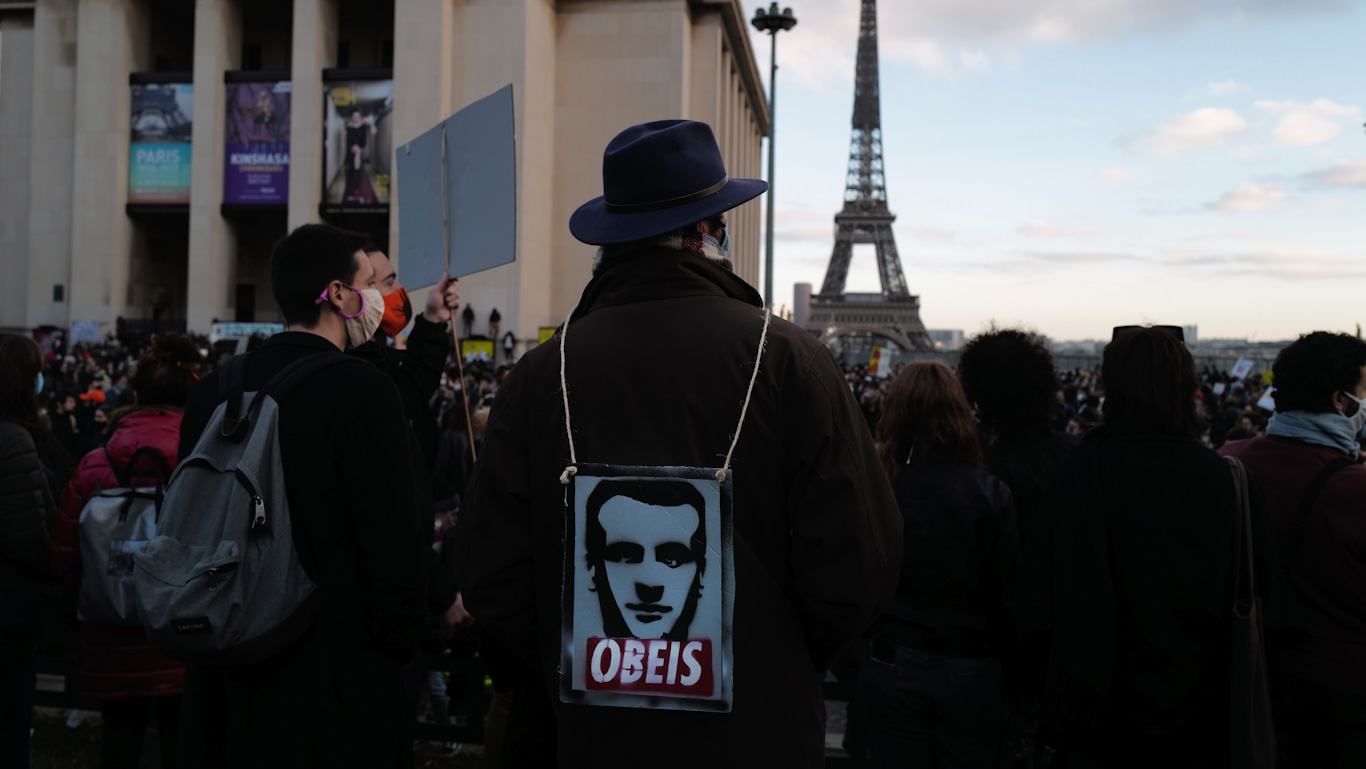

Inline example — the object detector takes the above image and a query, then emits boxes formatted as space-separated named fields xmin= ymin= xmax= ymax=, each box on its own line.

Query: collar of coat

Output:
xmin=570 ymin=246 xmax=764 ymax=323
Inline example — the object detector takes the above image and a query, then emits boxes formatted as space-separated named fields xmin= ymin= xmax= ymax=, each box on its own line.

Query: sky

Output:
xmin=740 ymin=0 xmax=1366 ymax=342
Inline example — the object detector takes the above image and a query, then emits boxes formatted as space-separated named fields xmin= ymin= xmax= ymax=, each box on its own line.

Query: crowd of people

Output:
xmin=1 ymin=118 xmax=1362 ymax=769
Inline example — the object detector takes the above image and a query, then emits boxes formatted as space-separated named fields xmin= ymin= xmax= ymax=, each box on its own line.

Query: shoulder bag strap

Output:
xmin=1225 ymin=456 xmax=1254 ymax=613
xmin=1285 ymin=456 xmax=1354 ymax=571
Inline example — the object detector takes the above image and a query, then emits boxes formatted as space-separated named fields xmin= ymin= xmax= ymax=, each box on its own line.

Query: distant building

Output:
xmin=927 ymin=329 xmax=965 ymax=351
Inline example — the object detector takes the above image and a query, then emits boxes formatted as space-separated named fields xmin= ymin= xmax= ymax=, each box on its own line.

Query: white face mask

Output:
xmin=1341 ymin=391 xmax=1366 ymax=436
xmin=344 ymin=288 xmax=385 ymax=349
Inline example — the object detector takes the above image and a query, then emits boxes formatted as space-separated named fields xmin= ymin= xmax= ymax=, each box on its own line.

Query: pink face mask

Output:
xmin=315 ymin=283 xmax=368 ymax=319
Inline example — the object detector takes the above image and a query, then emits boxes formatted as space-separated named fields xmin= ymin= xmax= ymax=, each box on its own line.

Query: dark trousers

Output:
xmin=858 ymin=642 xmax=1005 ymax=769
xmin=0 ymin=590 xmax=48 ymax=769
xmin=102 ymin=695 xmax=181 ymax=769
xmin=1274 ymin=670 xmax=1366 ymax=768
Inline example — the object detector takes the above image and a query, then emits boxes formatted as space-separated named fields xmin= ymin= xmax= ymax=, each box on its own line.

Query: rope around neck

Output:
xmin=559 ymin=306 xmax=771 ymax=485
xmin=558 ymin=305 xmax=578 ymax=485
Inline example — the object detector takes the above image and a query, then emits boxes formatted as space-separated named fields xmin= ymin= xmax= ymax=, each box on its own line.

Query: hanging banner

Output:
xmin=323 ymin=78 xmax=394 ymax=209
xmin=561 ymin=466 xmax=734 ymax=712
xmin=130 ymin=83 xmax=194 ymax=203
xmin=224 ymin=80 xmax=291 ymax=204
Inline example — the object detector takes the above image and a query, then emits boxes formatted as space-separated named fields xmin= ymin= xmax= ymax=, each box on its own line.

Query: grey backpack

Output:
xmin=134 ymin=351 xmax=354 ymax=664
xmin=77 ymin=446 xmax=170 ymax=626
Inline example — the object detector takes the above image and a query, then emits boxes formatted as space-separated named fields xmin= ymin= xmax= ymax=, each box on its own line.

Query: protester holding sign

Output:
xmin=458 ymin=120 xmax=902 ymax=766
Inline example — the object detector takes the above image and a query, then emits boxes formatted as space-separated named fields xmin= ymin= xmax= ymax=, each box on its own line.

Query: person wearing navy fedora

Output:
xmin=458 ymin=119 xmax=902 ymax=767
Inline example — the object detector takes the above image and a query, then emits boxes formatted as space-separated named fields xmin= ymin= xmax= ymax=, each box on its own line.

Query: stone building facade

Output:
xmin=0 ymin=0 xmax=769 ymax=346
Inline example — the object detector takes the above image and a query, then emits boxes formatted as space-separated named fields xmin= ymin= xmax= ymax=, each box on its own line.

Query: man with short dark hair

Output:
xmin=1222 ymin=331 xmax=1366 ymax=767
xmin=176 ymin=223 xmax=429 ymax=768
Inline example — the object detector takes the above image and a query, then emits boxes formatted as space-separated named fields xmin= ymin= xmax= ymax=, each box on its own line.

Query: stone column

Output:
xmin=288 ymin=0 xmax=337 ymax=231
xmin=391 ymin=0 xmax=453 ymax=274
xmin=69 ymin=0 xmax=150 ymax=333
xmin=0 ymin=13 xmax=35 ymax=329
xmin=186 ymin=0 xmax=242 ymax=332
xmin=25 ymin=0 xmax=79 ymax=329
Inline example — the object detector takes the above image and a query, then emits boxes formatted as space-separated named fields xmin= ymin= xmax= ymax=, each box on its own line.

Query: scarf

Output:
xmin=1266 ymin=410 xmax=1360 ymax=455
xmin=593 ymin=228 xmax=732 ymax=276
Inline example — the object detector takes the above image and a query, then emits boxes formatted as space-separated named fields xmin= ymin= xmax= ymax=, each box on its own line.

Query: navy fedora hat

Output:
xmin=569 ymin=120 xmax=768 ymax=246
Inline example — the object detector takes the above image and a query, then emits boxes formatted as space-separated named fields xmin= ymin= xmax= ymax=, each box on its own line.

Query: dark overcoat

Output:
xmin=176 ymin=332 xmax=428 ymax=768
xmin=458 ymin=249 xmax=903 ymax=768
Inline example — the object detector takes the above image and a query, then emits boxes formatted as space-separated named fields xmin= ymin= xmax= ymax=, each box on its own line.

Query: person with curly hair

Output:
xmin=1222 ymin=331 xmax=1366 ymax=767
xmin=956 ymin=327 xmax=1076 ymax=544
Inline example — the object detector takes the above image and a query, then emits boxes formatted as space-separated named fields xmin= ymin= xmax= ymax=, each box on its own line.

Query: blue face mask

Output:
xmin=719 ymin=228 xmax=731 ymax=257
xmin=36 ymin=373 xmax=44 ymax=395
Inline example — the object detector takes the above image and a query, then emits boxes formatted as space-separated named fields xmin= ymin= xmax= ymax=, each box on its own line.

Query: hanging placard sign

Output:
xmin=561 ymin=465 xmax=734 ymax=712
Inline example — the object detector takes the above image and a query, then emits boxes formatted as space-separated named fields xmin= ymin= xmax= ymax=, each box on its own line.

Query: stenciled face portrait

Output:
xmin=595 ymin=495 xmax=701 ymax=639
xmin=565 ymin=470 xmax=733 ymax=711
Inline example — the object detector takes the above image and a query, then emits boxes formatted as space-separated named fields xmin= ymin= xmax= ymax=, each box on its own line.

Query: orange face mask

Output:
xmin=379 ymin=285 xmax=413 ymax=338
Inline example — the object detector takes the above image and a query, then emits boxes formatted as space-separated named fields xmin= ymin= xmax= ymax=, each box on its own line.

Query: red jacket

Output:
xmin=1222 ymin=435 xmax=1366 ymax=695
xmin=51 ymin=407 xmax=184 ymax=699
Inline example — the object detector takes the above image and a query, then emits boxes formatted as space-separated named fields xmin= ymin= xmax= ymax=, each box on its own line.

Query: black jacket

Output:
xmin=176 ymin=333 xmax=428 ymax=769
xmin=1015 ymin=426 xmax=1284 ymax=768
xmin=0 ymin=421 xmax=57 ymax=595
xmin=881 ymin=463 xmax=1018 ymax=658
xmin=351 ymin=316 xmax=459 ymax=614
xmin=457 ymin=249 xmax=902 ymax=768
xmin=983 ymin=428 xmax=1076 ymax=549
xmin=351 ymin=314 xmax=450 ymax=470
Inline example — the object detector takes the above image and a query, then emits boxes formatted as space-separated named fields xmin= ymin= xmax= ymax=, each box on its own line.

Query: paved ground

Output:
xmin=29 ymin=701 xmax=850 ymax=767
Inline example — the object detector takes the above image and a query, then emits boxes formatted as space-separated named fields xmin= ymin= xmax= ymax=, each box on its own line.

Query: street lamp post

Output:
xmin=752 ymin=2 xmax=796 ymax=310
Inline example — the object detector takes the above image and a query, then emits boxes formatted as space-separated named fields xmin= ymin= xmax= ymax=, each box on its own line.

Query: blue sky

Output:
xmin=741 ymin=0 xmax=1366 ymax=341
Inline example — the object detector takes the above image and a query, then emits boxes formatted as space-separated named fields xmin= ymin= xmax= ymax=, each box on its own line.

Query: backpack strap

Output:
xmin=107 ymin=445 xmax=172 ymax=490
xmin=220 ymin=353 xmax=254 ymax=440
xmin=234 ymin=351 xmax=362 ymax=434
xmin=262 ymin=350 xmax=358 ymax=402
xmin=1285 ymin=455 xmax=1356 ymax=571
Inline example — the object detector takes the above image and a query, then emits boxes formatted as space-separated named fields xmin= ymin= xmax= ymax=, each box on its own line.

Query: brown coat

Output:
xmin=458 ymin=248 xmax=902 ymax=767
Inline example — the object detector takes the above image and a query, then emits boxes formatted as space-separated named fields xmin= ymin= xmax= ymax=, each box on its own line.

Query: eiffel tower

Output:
xmin=804 ymin=0 xmax=932 ymax=352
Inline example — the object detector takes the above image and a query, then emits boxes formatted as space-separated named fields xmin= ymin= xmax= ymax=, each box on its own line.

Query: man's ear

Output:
xmin=1332 ymin=390 xmax=1356 ymax=415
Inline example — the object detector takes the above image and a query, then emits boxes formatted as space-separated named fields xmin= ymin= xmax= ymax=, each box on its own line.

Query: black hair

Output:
xmin=269 ymin=224 xmax=367 ymax=327
xmin=583 ymin=479 xmax=707 ymax=641
xmin=0 ymin=334 xmax=48 ymax=443
xmin=1270 ymin=332 xmax=1366 ymax=414
xmin=1101 ymin=326 xmax=1201 ymax=437
xmin=957 ymin=326 xmax=1059 ymax=439
xmin=132 ymin=333 xmax=203 ymax=408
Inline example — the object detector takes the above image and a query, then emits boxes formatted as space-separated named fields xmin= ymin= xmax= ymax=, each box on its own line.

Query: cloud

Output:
xmin=1098 ymin=168 xmax=1132 ymax=183
xmin=909 ymin=227 xmax=957 ymax=244
xmin=1018 ymin=220 xmax=1099 ymax=238
xmin=1255 ymin=99 xmax=1361 ymax=145
xmin=1162 ymin=248 xmax=1366 ymax=280
xmin=1206 ymin=182 xmax=1288 ymax=212
xmin=1143 ymin=108 xmax=1247 ymax=155
xmin=1205 ymin=79 xmax=1248 ymax=98
xmin=1300 ymin=160 xmax=1366 ymax=188
xmin=743 ymin=1 xmax=1348 ymax=87
xmin=1022 ymin=250 xmax=1140 ymax=263
xmin=958 ymin=50 xmax=991 ymax=72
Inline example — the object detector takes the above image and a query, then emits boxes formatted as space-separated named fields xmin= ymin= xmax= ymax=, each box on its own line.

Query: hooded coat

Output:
xmin=457 ymin=248 xmax=903 ymax=768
